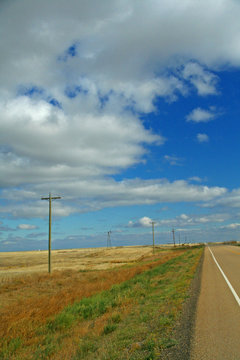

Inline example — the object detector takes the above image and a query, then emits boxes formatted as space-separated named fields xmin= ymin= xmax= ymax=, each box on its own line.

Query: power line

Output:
xmin=41 ymin=192 xmax=61 ymax=273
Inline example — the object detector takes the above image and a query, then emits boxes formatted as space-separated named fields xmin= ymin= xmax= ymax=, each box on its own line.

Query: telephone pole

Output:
xmin=151 ymin=221 xmax=156 ymax=254
xmin=172 ymin=228 xmax=176 ymax=247
xmin=107 ymin=231 xmax=112 ymax=248
xmin=41 ymin=193 xmax=61 ymax=273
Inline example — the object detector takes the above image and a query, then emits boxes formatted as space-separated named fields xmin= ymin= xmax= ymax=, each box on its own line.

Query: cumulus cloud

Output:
xmin=128 ymin=216 xmax=153 ymax=228
xmin=203 ymin=188 xmax=240 ymax=209
xmin=18 ymin=224 xmax=38 ymax=230
xmin=220 ymin=223 xmax=240 ymax=229
xmin=197 ymin=133 xmax=209 ymax=143
xmin=1 ymin=0 xmax=240 ymax=221
xmin=189 ymin=176 xmax=204 ymax=183
xmin=2 ymin=0 xmax=240 ymax=104
xmin=179 ymin=214 xmax=189 ymax=220
xmin=0 ymin=96 xmax=162 ymax=188
xmin=186 ymin=107 xmax=217 ymax=122
xmin=162 ymin=213 xmax=227 ymax=227
xmin=129 ymin=212 xmax=229 ymax=230
xmin=0 ymin=200 xmax=77 ymax=219
xmin=182 ymin=63 xmax=218 ymax=95
xmin=0 ymin=178 xmax=227 ymax=218
xmin=139 ymin=217 xmax=153 ymax=227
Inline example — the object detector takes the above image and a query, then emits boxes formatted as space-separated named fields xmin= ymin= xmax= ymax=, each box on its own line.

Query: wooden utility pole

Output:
xmin=107 ymin=231 xmax=112 ymax=248
xmin=172 ymin=228 xmax=176 ymax=247
xmin=41 ymin=193 xmax=61 ymax=273
xmin=151 ymin=221 xmax=156 ymax=254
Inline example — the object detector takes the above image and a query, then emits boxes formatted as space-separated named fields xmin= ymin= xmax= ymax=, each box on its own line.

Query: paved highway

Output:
xmin=191 ymin=245 xmax=240 ymax=360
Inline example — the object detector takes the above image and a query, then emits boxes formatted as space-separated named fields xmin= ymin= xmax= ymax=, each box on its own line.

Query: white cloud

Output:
xmin=162 ymin=213 xmax=228 ymax=227
xmin=182 ymin=63 xmax=218 ymax=95
xmin=203 ymin=188 xmax=240 ymax=209
xmin=0 ymin=178 xmax=227 ymax=218
xmin=1 ymin=0 xmax=240 ymax=221
xmin=129 ymin=212 xmax=229 ymax=231
xmin=179 ymin=214 xmax=189 ymax=220
xmin=0 ymin=96 xmax=162 ymax=187
xmin=18 ymin=224 xmax=38 ymax=230
xmin=197 ymin=133 xmax=209 ymax=143
xmin=186 ymin=107 xmax=217 ymax=122
xmin=2 ymin=0 xmax=240 ymax=106
xmin=194 ymin=214 xmax=226 ymax=223
xmin=128 ymin=216 xmax=153 ymax=228
xmin=164 ymin=155 xmax=184 ymax=166
xmin=0 ymin=200 xmax=77 ymax=219
xmin=139 ymin=217 xmax=153 ymax=227
xmin=221 ymin=223 xmax=240 ymax=229
xmin=189 ymin=176 xmax=203 ymax=183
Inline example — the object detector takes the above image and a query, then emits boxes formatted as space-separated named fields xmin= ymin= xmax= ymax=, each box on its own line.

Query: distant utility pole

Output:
xmin=41 ymin=193 xmax=61 ymax=273
xmin=151 ymin=221 xmax=156 ymax=254
xmin=178 ymin=233 xmax=181 ymax=246
xmin=172 ymin=228 xmax=176 ymax=247
xmin=107 ymin=231 xmax=112 ymax=248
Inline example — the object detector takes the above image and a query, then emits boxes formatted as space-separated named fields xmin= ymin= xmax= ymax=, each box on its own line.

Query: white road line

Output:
xmin=208 ymin=246 xmax=240 ymax=307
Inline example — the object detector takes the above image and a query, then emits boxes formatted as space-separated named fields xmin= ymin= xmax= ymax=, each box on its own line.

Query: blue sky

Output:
xmin=1 ymin=0 xmax=240 ymax=251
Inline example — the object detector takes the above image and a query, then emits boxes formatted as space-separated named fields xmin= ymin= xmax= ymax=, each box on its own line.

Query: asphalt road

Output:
xmin=190 ymin=245 xmax=240 ymax=360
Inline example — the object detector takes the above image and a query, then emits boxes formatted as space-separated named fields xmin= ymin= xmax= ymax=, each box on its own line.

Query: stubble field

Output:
xmin=0 ymin=246 xmax=159 ymax=277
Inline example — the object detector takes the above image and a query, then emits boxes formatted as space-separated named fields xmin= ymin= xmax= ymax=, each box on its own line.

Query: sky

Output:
xmin=1 ymin=0 xmax=240 ymax=251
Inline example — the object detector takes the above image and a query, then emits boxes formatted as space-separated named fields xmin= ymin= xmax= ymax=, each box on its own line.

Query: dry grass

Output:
xmin=0 ymin=246 xmax=180 ymax=345
xmin=0 ymin=246 xmax=157 ymax=279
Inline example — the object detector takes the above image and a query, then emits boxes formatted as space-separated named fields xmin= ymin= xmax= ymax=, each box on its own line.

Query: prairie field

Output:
xmin=0 ymin=245 xmax=203 ymax=359
xmin=0 ymin=245 xmax=170 ymax=309
xmin=0 ymin=245 xmax=162 ymax=278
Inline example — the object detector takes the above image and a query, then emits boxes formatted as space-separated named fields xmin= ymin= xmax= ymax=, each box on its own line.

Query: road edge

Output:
xmin=160 ymin=247 xmax=205 ymax=360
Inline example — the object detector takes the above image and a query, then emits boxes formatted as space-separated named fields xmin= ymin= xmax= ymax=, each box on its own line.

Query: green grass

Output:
xmin=72 ymin=248 xmax=203 ymax=360
xmin=0 ymin=338 xmax=22 ymax=360
xmin=0 ymin=247 xmax=203 ymax=360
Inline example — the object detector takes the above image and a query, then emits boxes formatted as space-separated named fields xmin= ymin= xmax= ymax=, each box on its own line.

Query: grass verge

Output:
xmin=0 ymin=246 xmax=203 ymax=360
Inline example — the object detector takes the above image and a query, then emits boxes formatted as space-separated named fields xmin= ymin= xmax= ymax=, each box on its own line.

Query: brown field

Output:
xmin=0 ymin=245 xmax=203 ymax=359
xmin=0 ymin=246 xmax=180 ymax=341
xmin=0 ymin=245 xmax=167 ymax=279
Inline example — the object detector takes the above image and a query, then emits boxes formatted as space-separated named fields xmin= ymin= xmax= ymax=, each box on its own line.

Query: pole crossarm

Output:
xmin=41 ymin=196 xmax=61 ymax=200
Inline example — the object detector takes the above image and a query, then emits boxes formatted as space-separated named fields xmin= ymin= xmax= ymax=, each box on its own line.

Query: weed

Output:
xmin=47 ymin=312 xmax=75 ymax=332
xmin=111 ymin=313 xmax=121 ymax=323
xmin=76 ymin=339 xmax=98 ymax=358
xmin=159 ymin=337 xmax=178 ymax=348
xmin=103 ymin=323 xmax=117 ymax=335
xmin=0 ymin=337 xmax=22 ymax=360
